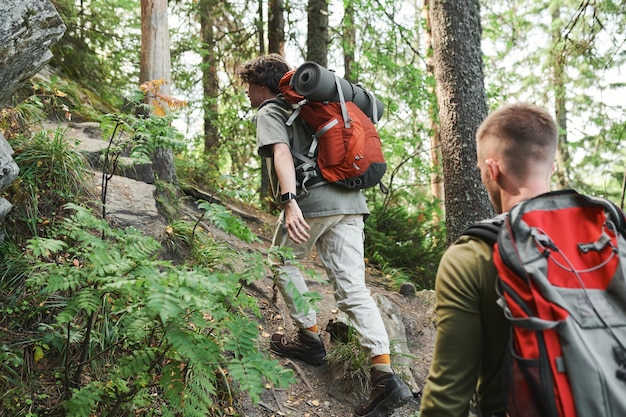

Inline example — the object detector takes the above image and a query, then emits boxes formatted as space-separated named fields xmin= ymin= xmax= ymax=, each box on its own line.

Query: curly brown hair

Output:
xmin=237 ymin=53 xmax=291 ymax=94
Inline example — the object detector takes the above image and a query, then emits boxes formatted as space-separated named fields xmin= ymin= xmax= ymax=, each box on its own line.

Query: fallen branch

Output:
xmin=284 ymin=359 xmax=315 ymax=393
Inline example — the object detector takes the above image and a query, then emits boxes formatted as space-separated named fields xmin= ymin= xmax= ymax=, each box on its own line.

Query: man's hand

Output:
xmin=283 ymin=199 xmax=310 ymax=244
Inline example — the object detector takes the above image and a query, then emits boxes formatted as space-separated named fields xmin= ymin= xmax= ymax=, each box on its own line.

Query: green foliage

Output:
xmin=101 ymin=105 xmax=186 ymax=167
xmin=0 ymin=97 xmax=46 ymax=139
xmin=3 ymin=203 xmax=294 ymax=415
xmin=3 ymin=127 xmax=92 ymax=245
xmin=196 ymin=200 xmax=258 ymax=244
xmin=365 ymin=197 xmax=446 ymax=290
xmin=50 ymin=0 xmax=140 ymax=107
xmin=11 ymin=128 xmax=89 ymax=206
xmin=326 ymin=325 xmax=369 ymax=379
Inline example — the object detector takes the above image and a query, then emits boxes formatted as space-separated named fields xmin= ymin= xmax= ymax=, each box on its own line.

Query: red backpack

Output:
xmin=464 ymin=190 xmax=626 ymax=417
xmin=269 ymin=67 xmax=387 ymax=191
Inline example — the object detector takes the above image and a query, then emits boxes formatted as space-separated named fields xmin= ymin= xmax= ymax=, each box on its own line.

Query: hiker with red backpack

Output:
xmin=420 ymin=102 xmax=626 ymax=417
xmin=237 ymin=53 xmax=412 ymax=417
xmin=419 ymin=102 xmax=553 ymax=417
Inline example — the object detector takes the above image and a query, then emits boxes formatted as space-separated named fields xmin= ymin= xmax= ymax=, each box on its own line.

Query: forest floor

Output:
xmin=180 ymin=194 xmax=436 ymax=417
xmin=49 ymin=119 xmax=439 ymax=417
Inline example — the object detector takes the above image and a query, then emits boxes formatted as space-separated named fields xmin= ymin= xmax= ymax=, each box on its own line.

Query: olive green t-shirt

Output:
xmin=420 ymin=235 xmax=509 ymax=417
xmin=254 ymin=99 xmax=369 ymax=218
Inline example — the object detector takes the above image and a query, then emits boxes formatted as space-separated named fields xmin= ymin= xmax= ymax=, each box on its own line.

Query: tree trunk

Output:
xmin=261 ymin=0 xmax=286 ymax=213
xmin=140 ymin=0 xmax=177 ymax=185
xmin=268 ymin=0 xmax=285 ymax=55
xmin=551 ymin=6 xmax=571 ymax=189
xmin=306 ymin=0 xmax=328 ymax=66
xmin=423 ymin=2 xmax=444 ymax=210
xmin=342 ymin=1 xmax=355 ymax=82
xmin=428 ymin=0 xmax=493 ymax=245
xmin=199 ymin=0 xmax=220 ymax=165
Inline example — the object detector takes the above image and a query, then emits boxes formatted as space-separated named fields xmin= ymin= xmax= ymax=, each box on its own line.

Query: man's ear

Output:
xmin=485 ymin=159 xmax=500 ymax=182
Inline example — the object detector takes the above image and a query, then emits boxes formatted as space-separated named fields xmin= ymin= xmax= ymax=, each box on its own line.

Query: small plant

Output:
xmin=0 ymin=98 xmax=45 ymax=139
xmin=3 ymin=127 xmax=92 ymax=245
xmin=10 ymin=127 xmax=90 ymax=209
xmin=326 ymin=325 xmax=369 ymax=379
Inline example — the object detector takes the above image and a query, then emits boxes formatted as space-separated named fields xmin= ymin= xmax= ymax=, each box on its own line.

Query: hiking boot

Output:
xmin=354 ymin=369 xmax=413 ymax=417
xmin=269 ymin=329 xmax=327 ymax=366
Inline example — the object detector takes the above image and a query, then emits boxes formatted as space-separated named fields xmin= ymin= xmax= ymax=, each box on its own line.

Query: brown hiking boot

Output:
xmin=269 ymin=329 xmax=327 ymax=366
xmin=354 ymin=369 xmax=413 ymax=417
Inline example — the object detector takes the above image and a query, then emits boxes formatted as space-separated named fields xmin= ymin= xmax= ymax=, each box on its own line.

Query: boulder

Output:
xmin=0 ymin=0 xmax=67 ymax=232
xmin=0 ymin=0 xmax=66 ymax=107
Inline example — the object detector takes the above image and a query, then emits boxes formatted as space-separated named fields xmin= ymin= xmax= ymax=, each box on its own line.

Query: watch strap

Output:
xmin=281 ymin=192 xmax=297 ymax=204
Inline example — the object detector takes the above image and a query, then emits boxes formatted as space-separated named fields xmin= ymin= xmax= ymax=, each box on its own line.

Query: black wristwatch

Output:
xmin=280 ymin=192 xmax=297 ymax=204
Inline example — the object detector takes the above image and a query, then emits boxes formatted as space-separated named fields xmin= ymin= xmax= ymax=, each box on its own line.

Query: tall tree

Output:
xmin=199 ymin=0 xmax=220 ymax=165
xmin=423 ymin=2 xmax=444 ymax=209
xmin=342 ymin=1 xmax=355 ymax=81
xmin=307 ymin=0 xmax=328 ymax=65
xmin=268 ymin=0 xmax=285 ymax=55
xmin=428 ymin=0 xmax=493 ymax=245
xmin=258 ymin=0 xmax=287 ymax=212
xmin=551 ymin=4 xmax=572 ymax=189
xmin=140 ymin=0 xmax=177 ymax=184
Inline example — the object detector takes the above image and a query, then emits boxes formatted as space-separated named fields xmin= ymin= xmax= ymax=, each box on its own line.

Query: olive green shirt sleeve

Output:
xmin=419 ymin=236 xmax=508 ymax=417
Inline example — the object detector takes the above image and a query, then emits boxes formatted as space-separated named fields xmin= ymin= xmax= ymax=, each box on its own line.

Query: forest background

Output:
xmin=45 ymin=0 xmax=626 ymax=287
xmin=1 ymin=0 xmax=625 ymax=415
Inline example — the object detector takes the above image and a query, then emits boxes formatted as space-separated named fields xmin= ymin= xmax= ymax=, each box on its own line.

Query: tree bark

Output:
xmin=140 ymin=0 xmax=171 ymax=93
xmin=342 ymin=1 xmax=355 ymax=82
xmin=261 ymin=0 xmax=286 ymax=213
xmin=199 ymin=0 xmax=220 ymax=164
xmin=140 ymin=0 xmax=177 ymax=185
xmin=428 ymin=0 xmax=493 ymax=245
xmin=423 ymin=2 xmax=444 ymax=211
xmin=268 ymin=0 xmax=285 ymax=55
xmin=306 ymin=0 xmax=328 ymax=66
xmin=551 ymin=6 xmax=571 ymax=189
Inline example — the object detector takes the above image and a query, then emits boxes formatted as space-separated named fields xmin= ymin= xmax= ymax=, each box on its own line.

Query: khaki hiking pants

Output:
xmin=270 ymin=212 xmax=390 ymax=358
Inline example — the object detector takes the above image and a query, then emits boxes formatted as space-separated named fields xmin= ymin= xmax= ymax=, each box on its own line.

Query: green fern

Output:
xmin=197 ymin=200 xmax=259 ymax=243
xmin=9 ymin=200 xmax=295 ymax=415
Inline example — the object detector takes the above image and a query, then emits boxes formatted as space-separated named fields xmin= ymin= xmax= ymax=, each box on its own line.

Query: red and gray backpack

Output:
xmin=464 ymin=189 xmax=626 ymax=417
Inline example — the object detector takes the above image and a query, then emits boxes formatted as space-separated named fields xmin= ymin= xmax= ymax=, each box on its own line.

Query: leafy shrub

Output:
xmin=364 ymin=198 xmax=445 ymax=290
xmin=4 ymin=127 xmax=93 ymax=244
xmin=12 ymin=203 xmax=294 ymax=415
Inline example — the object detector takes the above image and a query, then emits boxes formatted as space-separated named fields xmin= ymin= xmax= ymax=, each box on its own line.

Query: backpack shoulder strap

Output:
xmin=462 ymin=215 xmax=506 ymax=246
xmin=258 ymin=95 xmax=293 ymax=112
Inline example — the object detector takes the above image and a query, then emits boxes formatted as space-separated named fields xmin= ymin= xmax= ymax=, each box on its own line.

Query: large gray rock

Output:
xmin=0 ymin=0 xmax=66 ymax=230
xmin=0 ymin=0 xmax=66 ymax=107
xmin=0 ymin=132 xmax=19 ymax=222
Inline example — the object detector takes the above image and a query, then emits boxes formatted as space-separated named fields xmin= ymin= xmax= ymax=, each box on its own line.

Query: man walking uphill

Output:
xmin=238 ymin=53 xmax=412 ymax=417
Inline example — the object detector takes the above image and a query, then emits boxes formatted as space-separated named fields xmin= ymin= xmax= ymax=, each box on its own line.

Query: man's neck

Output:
xmin=502 ymin=186 xmax=551 ymax=213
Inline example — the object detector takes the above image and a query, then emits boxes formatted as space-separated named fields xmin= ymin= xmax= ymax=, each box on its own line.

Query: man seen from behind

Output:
xmin=419 ymin=102 xmax=559 ymax=417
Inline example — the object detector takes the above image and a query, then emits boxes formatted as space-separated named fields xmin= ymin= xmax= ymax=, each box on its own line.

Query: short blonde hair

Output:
xmin=477 ymin=102 xmax=557 ymax=177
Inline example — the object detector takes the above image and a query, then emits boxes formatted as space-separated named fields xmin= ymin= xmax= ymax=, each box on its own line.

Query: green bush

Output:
xmin=365 ymin=198 xmax=445 ymax=290
xmin=8 ymin=203 xmax=294 ymax=415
